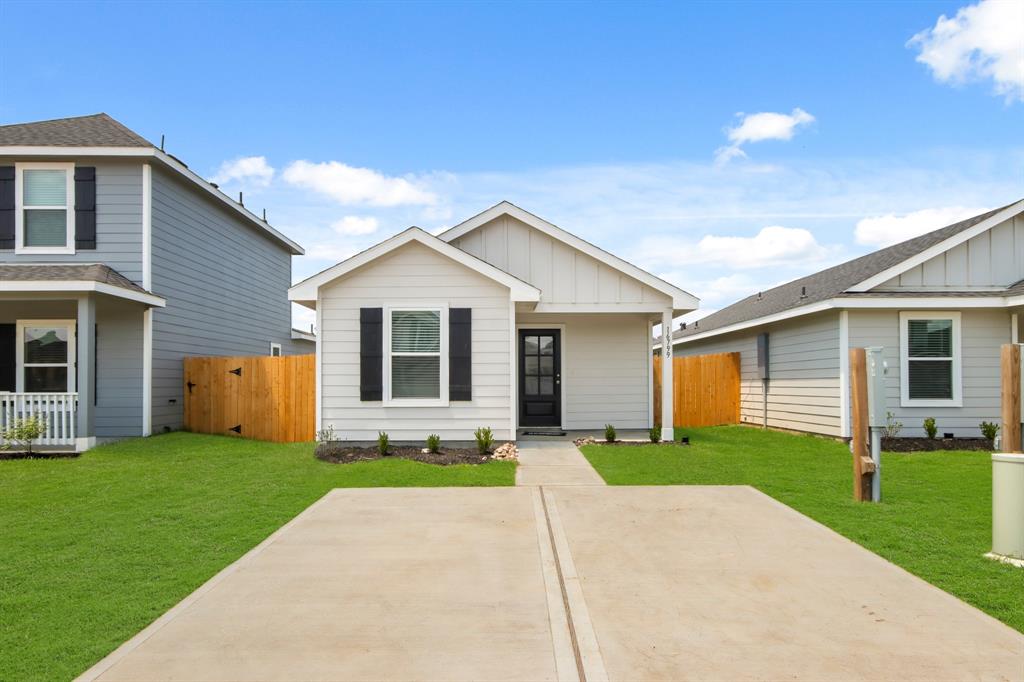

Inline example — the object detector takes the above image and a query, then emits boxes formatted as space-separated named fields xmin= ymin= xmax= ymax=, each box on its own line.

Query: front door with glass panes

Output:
xmin=519 ymin=329 xmax=560 ymax=427
xmin=15 ymin=321 xmax=76 ymax=393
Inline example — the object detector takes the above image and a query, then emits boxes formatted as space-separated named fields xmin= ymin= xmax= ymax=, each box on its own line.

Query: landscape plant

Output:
xmin=923 ymin=417 xmax=937 ymax=439
xmin=604 ymin=423 xmax=616 ymax=442
xmin=426 ymin=433 xmax=441 ymax=453
xmin=883 ymin=412 xmax=902 ymax=439
xmin=979 ymin=421 xmax=999 ymax=442
xmin=649 ymin=426 xmax=661 ymax=443
xmin=315 ymin=424 xmax=336 ymax=442
xmin=0 ymin=416 xmax=47 ymax=455
xmin=474 ymin=426 xmax=494 ymax=455
xmin=377 ymin=431 xmax=390 ymax=456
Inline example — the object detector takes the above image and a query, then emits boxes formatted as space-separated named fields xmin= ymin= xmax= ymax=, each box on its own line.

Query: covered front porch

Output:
xmin=0 ymin=265 xmax=165 ymax=451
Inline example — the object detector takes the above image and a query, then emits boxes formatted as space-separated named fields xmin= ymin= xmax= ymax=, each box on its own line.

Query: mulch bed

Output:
xmin=315 ymin=442 xmax=492 ymax=465
xmin=0 ymin=450 xmax=79 ymax=460
xmin=574 ymin=438 xmax=689 ymax=447
xmin=882 ymin=437 xmax=994 ymax=452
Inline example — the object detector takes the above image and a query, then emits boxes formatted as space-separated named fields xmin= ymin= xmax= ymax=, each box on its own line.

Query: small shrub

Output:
xmin=923 ymin=417 xmax=937 ymax=440
xmin=980 ymin=421 xmax=999 ymax=441
xmin=649 ymin=426 xmax=661 ymax=443
xmin=883 ymin=412 xmax=902 ymax=439
xmin=377 ymin=431 xmax=390 ymax=456
xmin=474 ymin=426 xmax=494 ymax=455
xmin=426 ymin=433 xmax=441 ymax=453
xmin=0 ymin=416 xmax=46 ymax=454
xmin=315 ymin=424 xmax=336 ymax=442
xmin=604 ymin=424 xmax=616 ymax=442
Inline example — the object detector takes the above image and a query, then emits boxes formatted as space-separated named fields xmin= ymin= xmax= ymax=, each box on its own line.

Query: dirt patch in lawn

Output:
xmin=315 ymin=442 xmax=494 ymax=465
xmin=882 ymin=437 xmax=994 ymax=452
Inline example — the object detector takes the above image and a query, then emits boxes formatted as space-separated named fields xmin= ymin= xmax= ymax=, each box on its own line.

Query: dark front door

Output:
xmin=519 ymin=329 xmax=560 ymax=427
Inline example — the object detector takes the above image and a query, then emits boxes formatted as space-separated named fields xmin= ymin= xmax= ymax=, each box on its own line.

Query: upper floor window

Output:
xmin=16 ymin=162 xmax=75 ymax=254
xmin=899 ymin=311 xmax=962 ymax=407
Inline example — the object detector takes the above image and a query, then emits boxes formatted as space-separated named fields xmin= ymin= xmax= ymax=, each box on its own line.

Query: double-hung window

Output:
xmin=387 ymin=307 xmax=447 ymax=404
xmin=16 ymin=162 xmax=75 ymax=254
xmin=15 ymin=320 xmax=77 ymax=393
xmin=899 ymin=311 xmax=961 ymax=407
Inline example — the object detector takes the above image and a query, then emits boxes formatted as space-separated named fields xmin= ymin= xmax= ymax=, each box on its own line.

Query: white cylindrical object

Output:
xmin=992 ymin=453 xmax=1024 ymax=561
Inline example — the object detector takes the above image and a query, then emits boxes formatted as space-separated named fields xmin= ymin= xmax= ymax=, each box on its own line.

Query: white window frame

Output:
xmin=899 ymin=311 xmax=962 ymax=408
xmin=15 ymin=319 xmax=77 ymax=393
xmin=269 ymin=342 xmax=282 ymax=357
xmin=15 ymin=162 xmax=76 ymax=255
xmin=384 ymin=304 xmax=448 ymax=407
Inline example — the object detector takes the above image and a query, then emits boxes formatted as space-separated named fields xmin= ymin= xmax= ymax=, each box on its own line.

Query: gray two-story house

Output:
xmin=0 ymin=113 xmax=311 ymax=451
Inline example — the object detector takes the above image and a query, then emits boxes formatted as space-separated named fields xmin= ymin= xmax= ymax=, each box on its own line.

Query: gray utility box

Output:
xmin=865 ymin=347 xmax=888 ymax=428
xmin=992 ymin=453 xmax=1024 ymax=561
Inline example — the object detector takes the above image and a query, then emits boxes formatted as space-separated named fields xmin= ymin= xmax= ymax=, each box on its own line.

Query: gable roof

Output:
xmin=674 ymin=200 xmax=1024 ymax=343
xmin=0 ymin=113 xmax=153 ymax=147
xmin=288 ymin=226 xmax=542 ymax=307
xmin=0 ymin=263 xmax=165 ymax=307
xmin=0 ymin=113 xmax=303 ymax=255
xmin=438 ymin=201 xmax=699 ymax=311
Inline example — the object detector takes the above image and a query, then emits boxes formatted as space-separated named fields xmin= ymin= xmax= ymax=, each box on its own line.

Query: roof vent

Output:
xmin=238 ymin=191 xmax=244 ymax=206
xmin=210 ymin=182 xmax=219 ymax=189
xmin=756 ymin=291 xmax=762 ymax=301
xmin=679 ymin=322 xmax=687 ymax=330
xmin=800 ymin=286 xmax=807 ymax=299
xmin=694 ymin=320 xmax=699 ymax=328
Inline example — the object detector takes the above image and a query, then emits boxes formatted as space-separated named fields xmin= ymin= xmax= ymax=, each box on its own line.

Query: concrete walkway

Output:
xmin=515 ymin=438 xmax=605 ymax=486
xmin=79 ymin=485 xmax=1024 ymax=682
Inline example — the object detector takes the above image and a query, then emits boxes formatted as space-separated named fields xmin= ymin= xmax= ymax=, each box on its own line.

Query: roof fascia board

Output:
xmin=0 ymin=280 xmax=167 ymax=307
xmin=674 ymin=301 xmax=834 ymax=344
xmin=289 ymin=227 xmax=541 ymax=303
xmin=0 ymin=145 xmax=305 ymax=255
xmin=847 ymin=201 xmax=1024 ymax=293
xmin=439 ymin=201 xmax=698 ymax=310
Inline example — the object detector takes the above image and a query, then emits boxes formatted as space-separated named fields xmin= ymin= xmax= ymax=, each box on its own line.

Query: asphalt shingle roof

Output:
xmin=0 ymin=113 xmax=153 ymax=148
xmin=674 ymin=203 xmax=1021 ymax=341
xmin=0 ymin=264 xmax=149 ymax=295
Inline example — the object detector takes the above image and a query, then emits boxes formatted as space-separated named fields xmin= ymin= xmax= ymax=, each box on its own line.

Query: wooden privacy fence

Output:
xmin=184 ymin=355 xmax=315 ymax=442
xmin=653 ymin=352 xmax=741 ymax=427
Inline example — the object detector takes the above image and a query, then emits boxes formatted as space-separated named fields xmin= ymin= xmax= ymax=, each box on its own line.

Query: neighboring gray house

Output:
xmin=671 ymin=200 xmax=1024 ymax=439
xmin=0 ymin=113 xmax=311 ymax=450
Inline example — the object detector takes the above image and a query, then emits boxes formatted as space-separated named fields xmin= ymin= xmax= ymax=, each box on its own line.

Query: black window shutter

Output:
xmin=0 ymin=167 xmax=14 ymax=250
xmin=449 ymin=308 xmax=472 ymax=401
xmin=359 ymin=308 xmax=383 ymax=401
xmin=75 ymin=166 xmax=97 ymax=250
xmin=0 ymin=324 xmax=15 ymax=391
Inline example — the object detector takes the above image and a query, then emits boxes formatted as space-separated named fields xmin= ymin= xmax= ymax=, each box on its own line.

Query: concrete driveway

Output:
xmin=80 ymin=486 xmax=1024 ymax=682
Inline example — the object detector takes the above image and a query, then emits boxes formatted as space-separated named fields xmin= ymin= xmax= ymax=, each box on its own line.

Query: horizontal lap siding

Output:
xmin=150 ymin=167 xmax=305 ymax=433
xmin=518 ymin=312 xmax=650 ymax=429
xmin=95 ymin=298 xmax=144 ymax=437
xmin=674 ymin=311 xmax=842 ymax=436
xmin=320 ymin=241 xmax=512 ymax=441
xmin=0 ymin=160 xmax=143 ymax=283
xmin=847 ymin=308 xmax=1008 ymax=438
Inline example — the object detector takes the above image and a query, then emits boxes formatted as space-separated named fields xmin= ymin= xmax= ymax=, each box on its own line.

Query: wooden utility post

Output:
xmin=849 ymin=348 xmax=873 ymax=501
xmin=1000 ymin=344 xmax=1021 ymax=454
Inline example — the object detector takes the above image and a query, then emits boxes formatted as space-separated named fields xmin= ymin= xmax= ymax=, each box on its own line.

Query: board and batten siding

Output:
xmin=0 ymin=159 xmax=144 ymax=283
xmin=674 ymin=311 xmax=843 ymax=437
xmin=319 ymin=241 xmax=512 ymax=441
xmin=847 ymin=308 xmax=1009 ymax=438
xmin=876 ymin=214 xmax=1024 ymax=289
xmin=150 ymin=166 xmax=306 ymax=433
xmin=517 ymin=312 xmax=651 ymax=430
xmin=451 ymin=214 xmax=670 ymax=307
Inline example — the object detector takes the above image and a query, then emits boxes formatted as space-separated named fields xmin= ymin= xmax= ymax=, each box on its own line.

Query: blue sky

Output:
xmin=2 ymin=0 xmax=1022 ymax=328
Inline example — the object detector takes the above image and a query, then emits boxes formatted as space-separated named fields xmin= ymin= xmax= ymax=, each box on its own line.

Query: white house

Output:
xmin=672 ymin=200 xmax=1024 ymax=439
xmin=290 ymin=202 xmax=697 ymax=442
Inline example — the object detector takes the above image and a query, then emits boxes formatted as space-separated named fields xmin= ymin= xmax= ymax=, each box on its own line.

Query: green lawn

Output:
xmin=581 ymin=425 xmax=1024 ymax=633
xmin=0 ymin=432 xmax=515 ymax=681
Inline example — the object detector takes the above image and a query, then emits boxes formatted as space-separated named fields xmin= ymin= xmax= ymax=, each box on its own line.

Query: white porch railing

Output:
xmin=0 ymin=393 xmax=78 ymax=447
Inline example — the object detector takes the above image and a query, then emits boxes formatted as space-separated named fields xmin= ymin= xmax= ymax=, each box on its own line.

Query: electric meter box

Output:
xmin=865 ymin=346 xmax=888 ymax=428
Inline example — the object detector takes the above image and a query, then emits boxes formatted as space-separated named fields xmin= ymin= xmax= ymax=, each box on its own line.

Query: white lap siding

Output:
xmin=847 ymin=308 xmax=1008 ymax=438
xmin=319 ymin=241 xmax=512 ymax=442
xmin=674 ymin=311 xmax=842 ymax=437
xmin=517 ymin=313 xmax=652 ymax=430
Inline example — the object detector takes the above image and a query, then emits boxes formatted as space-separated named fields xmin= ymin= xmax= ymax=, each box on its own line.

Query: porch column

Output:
xmin=661 ymin=308 xmax=674 ymax=441
xmin=76 ymin=294 xmax=96 ymax=450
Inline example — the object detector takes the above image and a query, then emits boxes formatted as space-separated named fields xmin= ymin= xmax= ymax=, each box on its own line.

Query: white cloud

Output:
xmin=909 ymin=0 xmax=1024 ymax=102
xmin=715 ymin=108 xmax=815 ymax=164
xmin=332 ymin=215 xmax=379 ymax=236
xmin=282 ymin=160 xmax=437 ymax=206
xmin=210 ymin=155 xmax=275 ymax=187
xmin=854 ymin=206 xmax=989 ymax=247
xmin=634 ymin=225 xmax=837 ymax=270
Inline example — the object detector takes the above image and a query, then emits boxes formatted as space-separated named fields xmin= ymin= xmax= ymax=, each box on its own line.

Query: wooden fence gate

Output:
xmin=653 ymin=352 xmax=741 ymax=427
xmin=184 ymin=355 xmax=315 ymax=442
